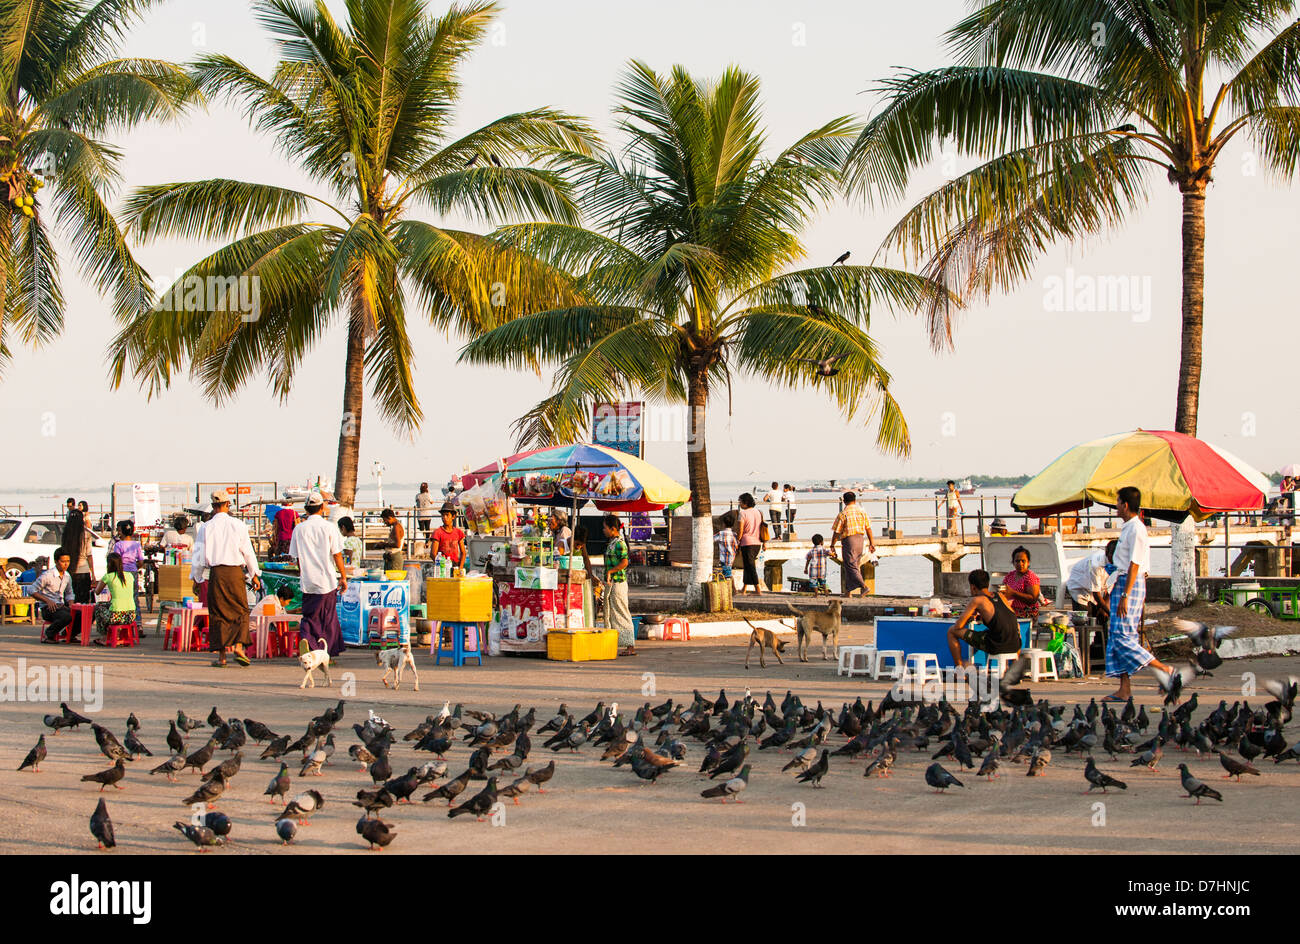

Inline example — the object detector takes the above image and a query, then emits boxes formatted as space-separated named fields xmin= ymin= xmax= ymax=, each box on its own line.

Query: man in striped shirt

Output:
xmin=831 ymin=492 xmax=875 ymax=597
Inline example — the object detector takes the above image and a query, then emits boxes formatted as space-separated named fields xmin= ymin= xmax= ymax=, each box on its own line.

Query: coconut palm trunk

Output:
xmin=684 ymin=365 xmax=713 ymax=608
xmin=335 ymin=315 xmax=368 ymax=507
xmin=1175 ymin=190 xmax=1206 ymax=438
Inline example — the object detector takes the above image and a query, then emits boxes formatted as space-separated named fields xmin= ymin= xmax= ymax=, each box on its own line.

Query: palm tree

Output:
xmin=461 ymin=62 xmax=948 ymax=605
xmin=109 ymin=0 xmax=596 ymax=504
xmin=0 ymin=0 xmax=194 ymax=372
xmin=843 ymin=0 xmax=1300 ymax=602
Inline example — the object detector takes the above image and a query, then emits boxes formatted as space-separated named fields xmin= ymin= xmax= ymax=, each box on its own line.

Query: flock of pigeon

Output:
xmin=13 ymin=619 xmax=1300 ymax=852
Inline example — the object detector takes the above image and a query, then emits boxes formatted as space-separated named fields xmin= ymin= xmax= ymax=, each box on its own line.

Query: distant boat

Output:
xmin=802 ymin=480 xmax=841 ymax=493
xmin=282 ymin=474 xmax=334 ymax=502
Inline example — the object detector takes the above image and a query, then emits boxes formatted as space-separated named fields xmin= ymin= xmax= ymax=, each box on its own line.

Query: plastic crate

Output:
xmin=546 ymin=628 xmax=617 ymax=662
xmin=425 ymin=577 xmax=493 ymax=621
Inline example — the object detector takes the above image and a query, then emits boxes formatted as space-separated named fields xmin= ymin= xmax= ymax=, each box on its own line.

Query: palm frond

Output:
xmin=731 ymin=305 xmax=910 ymax=455
xmin=844 ymin=66 xmax=1122 ymax=204
xmin=123 ymin=179 xmax=326 ymax=241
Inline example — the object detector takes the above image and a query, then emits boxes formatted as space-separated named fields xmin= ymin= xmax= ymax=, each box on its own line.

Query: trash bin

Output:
xmin=763 ymin=560 xmax=784 ymax=592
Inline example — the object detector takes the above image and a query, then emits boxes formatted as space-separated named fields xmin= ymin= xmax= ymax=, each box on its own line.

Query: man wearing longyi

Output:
xmin=193 ymin=491 xmax=262 ymax=667
xmin=1104 ymin=486 xmax=1173 ymax=701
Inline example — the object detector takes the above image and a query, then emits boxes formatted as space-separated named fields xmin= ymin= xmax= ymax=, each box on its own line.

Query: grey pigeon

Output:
xmin=18 ymin=734 xmax=46 ymax=772
xmin=275 ymin=817 xmax=297 ymax=844
xmin=925 ymin=762 xmax=963 ymax=792
xmin=700 ymin=764 xmax=751 ymax=802
xmin=1084 ymin=757 xmax=1126 ymax=793
xmin=90 ymin=798 xmax=115 ymax=849
xmin=1178 ymin=763 xmax=1222 ymax=804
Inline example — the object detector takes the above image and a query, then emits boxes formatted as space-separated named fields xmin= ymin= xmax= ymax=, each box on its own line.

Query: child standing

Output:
xmin=713 ymin=512 xmax=738 ymax=581
xmin=112 ymin=520 xmax=144 ymax=630
xmin=804 ymin=533 xmax=830 ymax=591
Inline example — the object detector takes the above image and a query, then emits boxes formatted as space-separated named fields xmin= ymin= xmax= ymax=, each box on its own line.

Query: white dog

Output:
xmin=376 ymin=644 xmax=419 ymax=692
xmin=298 ymin=638 xmax=332 ymax=689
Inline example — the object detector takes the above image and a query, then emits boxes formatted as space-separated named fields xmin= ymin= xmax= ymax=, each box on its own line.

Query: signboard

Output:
xmin=197 ymin=482 xmax=278 ymax=508
xmin=132 ymin=483 xmax=162 ymax=527
xmin=591 ymin=401 xmax=643 ymax=458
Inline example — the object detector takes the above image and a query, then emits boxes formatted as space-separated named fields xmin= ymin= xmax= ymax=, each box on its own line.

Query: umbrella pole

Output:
xmin=560 ymin=464 xmax=579 ymax=630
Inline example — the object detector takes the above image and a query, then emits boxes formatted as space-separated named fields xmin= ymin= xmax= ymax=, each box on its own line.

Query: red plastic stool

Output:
xmin=661 ymin=617 xmax=690 ymax=641
xmin=103 ymin=621 xmax=139 ymax=648
xmin=67 ymin=604 xmax=95 ymax=644
xmin=367 ymin=607 xmax=400 ymax=646
xmin=270 ymin=623 xmax=301 ymax=656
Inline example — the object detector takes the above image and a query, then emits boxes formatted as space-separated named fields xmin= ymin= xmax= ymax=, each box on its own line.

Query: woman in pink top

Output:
xmin=734 ymin=492 xmax=765 ymax=594
xmin=271 ymin=502 xmax=298 ymax=556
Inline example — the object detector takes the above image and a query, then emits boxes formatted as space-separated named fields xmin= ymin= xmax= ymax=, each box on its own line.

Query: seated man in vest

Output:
xmin=947 ymin=569 xmax=1024 ymax=669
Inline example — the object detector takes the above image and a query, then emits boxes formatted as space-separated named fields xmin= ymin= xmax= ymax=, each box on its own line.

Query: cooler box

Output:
xmin=874 ymin=616 xmax=1031 ymax=668
xmin=425 ymin=576 xmax=493 ymax=621
xmin=339 ymin=578 xmax=410 ymax=647
xmin=547 ymin=628 xmax=617 ymax=662
xmin=157 ymin=564 xmax=191 ymax=600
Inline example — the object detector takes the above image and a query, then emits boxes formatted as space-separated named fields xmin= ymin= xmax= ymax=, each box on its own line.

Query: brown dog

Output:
xmin=797 ymin=599 xmax=842 ymax=662
xmin=744 ymin=619 xmax=790 ymax=669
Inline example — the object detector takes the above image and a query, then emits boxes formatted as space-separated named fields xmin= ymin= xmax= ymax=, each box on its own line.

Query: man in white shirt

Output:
xmin=763 ymin=481 xmax=785 ymax=540
xmin=1066 ymin=539 xmax=1118 ymax=624
xmin=194 ymin=492 xmax=261 ymax=667
xmin=289 ymin=492 xmax=347 ymax=656
xmin=782 ymin=484 xmax=798 ymax=538
xmin=1105 ymin=486 xmax=1172 ymax=701
xmin=35 ymin=549 xmax=76 ymax=642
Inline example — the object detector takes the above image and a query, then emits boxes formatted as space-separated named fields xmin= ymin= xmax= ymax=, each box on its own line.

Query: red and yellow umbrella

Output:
xmin=1013 ymin=429 xmax=1268 ymax=522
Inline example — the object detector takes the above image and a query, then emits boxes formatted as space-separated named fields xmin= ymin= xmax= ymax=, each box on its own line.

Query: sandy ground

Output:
xmin=0 ymin=617 xmax=1297 ymax=855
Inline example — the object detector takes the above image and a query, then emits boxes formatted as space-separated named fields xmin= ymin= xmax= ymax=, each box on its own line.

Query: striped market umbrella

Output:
xmin=461 ymin=443 xmax=690 ymax=512
xmin=1012 ymin=429 xmax=1268 ymax=522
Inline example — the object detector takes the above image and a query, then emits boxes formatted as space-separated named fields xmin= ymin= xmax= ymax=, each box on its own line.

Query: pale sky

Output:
xmin=6 ymin=0 xmax=1298 ymax=492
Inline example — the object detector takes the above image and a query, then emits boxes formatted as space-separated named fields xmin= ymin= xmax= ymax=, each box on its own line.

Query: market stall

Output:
xmin=458 ymin=444 xmax=689 ymax=657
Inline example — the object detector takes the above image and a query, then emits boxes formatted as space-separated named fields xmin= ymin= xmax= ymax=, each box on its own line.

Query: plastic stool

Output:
xmin=984 ymin=652 xmax=1019 ymax=679
xmin=837 ymin=645 xmax=876 ymax=677
xmin=366 ymin=607 xmax=401 ymax=646
xmin=902 ymin=652 xmax=942 ymax=683
xmin=62 ymin=604 xmax=94 ymax=644
xmin=661 ymin=617 xmax=690 ymax=641
xmin=433 ymin=621 xmax=483 ymax=666
xmin=872 ymin=649 xmax=905 ymax=680
xmin=102 ymin=621 xmax=139 ymax=648
xmin=1024 ymin=648 xmax=1058 ymax=682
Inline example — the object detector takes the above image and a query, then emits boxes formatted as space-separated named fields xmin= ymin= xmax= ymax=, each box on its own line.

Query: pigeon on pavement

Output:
xmin=1178 ymin=763 xmax=1223 ymax=804
xmin=90 ymin=798 xmax=115 ymax=849
xmin=700 ymin=764 xmax=751 ymax=802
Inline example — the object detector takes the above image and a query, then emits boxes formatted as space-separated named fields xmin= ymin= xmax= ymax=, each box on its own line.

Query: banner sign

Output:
xmin=591 ymin=401 xmax=643 ymax=458
xmin=132 ymin=483 xmax=162 ymax=527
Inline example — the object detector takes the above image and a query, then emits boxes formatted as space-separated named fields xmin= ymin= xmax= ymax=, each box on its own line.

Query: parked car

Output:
xmin=0 ymin=518 xmax=109 ymax=582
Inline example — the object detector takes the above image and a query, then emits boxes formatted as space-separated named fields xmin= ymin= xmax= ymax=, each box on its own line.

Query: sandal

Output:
xmin=1100 ymin=694 xmax=1127 ymax=703
xmin=210 ymin=659 xmax=227 ymax=667
xmin=233 ymin=652 xmax=251 ymax=667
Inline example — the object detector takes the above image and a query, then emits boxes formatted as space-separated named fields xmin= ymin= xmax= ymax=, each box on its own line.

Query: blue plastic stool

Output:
xmin=434 ymin=621 xmax=483 ymax=666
